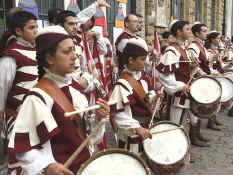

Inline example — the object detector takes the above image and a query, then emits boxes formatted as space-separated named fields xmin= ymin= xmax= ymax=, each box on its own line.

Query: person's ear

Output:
xmin=128 ymin=57 xmax=133 ymax=63
xmin=15 ymin=27 xmax=23 ymax=37
xmin=45 ymin=53 xmax=55 ymax=66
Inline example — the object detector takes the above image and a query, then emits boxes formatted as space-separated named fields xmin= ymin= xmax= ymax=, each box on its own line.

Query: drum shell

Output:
xmin=190 ymin=76 xmax=221 ymax=118
xmin=77 ymin=148 xmax=151 ymax=175
xmin=143 ymin=121 xmax=190 ymax=174
xmin=215 ymin=77 xmax=233 ymax=110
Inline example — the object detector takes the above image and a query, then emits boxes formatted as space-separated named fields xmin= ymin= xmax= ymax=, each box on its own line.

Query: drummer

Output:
xmin=157 ymin=20 xmax=209 ymax=147
xmin=8 ymin=26 xmax=110 ymax=174
xmin=110 ymin=37 xmax=162 ymax=154
xmin=205 ymin=31 xmax=233 ymax=119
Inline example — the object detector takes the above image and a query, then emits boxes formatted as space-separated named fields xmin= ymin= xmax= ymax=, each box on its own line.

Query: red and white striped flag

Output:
xmin=151 ymin=30 xmax=162 ymax=91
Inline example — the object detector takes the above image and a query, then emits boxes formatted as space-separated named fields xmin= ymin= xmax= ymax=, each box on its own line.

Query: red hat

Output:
xmin=36 ymin=25 xmax=71 ymax=53
xmin=123 ymin=37 xmax=148 ymax=57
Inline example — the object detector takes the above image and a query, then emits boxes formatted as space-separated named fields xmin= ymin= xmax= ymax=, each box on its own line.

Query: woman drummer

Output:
xmin=8 ymin=25 xmax=110 ymax=175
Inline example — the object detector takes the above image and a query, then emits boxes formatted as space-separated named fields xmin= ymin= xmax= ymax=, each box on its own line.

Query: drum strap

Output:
xmin=120 ymin=72 xmax=152 ymax=114
xmin=170 ymin=42 xmax=190 ymax=62
xmin=192 ymin=41 xmax=207 ymax=59
xmin=35 ymin=77 xmax=85 ymax=141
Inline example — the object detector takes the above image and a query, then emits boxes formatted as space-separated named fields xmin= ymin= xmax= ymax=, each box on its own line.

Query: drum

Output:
xmin=215 ymin=77 xmax=233 ymax=109
xmin=223 ymin=70 xmax=233 ymax=82
xmin=143 ymin=121 xmax=190 ymax=174
xmin=190 ymin=76 xmax=222 ymax=118
xmin=77 ymin=148 xmax=151 ymax=175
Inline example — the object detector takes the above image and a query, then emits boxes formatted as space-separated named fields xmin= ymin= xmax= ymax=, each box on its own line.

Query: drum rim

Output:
xmin=215 ymin=77 xmax=233 ymax=102
xmin=76 ymin=148 xmax=151 ymax=175
xmin=190 ymin=76 xmax=222 ymax=105
xmin=143 ymin=120 xmax=191 ymax=166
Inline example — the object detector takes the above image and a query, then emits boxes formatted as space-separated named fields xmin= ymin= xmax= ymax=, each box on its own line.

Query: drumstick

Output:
xmin=64 ymin=100 xmax=117 ymax=117
xmin=148 ymin=87 xmax=164 ymax=128
xmin=130 ymin=126 xmax=184 ymax=139
xmin=64 ymin=119 xmax=106 ymax=168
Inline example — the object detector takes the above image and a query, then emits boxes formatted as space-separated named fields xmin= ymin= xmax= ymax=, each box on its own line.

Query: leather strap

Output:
xmin=192 ymin=41 xmax=207 ymax=59
xmin=35 ymin=78 xmax=85 ymax=141
xmin=120 ymin=72 xmax=152 ymax=114
xmin=5 ymin=108 xmax=18 ymax=118
xmin=170 ymin=42 xmax=190 ymax=62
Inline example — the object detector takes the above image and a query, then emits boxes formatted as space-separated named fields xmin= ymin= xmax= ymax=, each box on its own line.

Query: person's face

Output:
xmin=16 ymin=19 xmax=38 ymax=44
xmin=197 ymin=26 xmax=208 ymax=40
xmin=212 ymin=35 xmax=220 ymax=46
xmin=47 ymin=38 xmax=77 ymax=77
xmin=137 ymin=17 xmax=143 ymax=32
xmin=129 ymin=55 xmax=147 ymax=71
xmin=126 ymin=15 xmax=138 ymax=33
xmin=178 ymin=24 xmax=191 ymax=40
xmin=63 ymin=16 xmax=78 ymax=36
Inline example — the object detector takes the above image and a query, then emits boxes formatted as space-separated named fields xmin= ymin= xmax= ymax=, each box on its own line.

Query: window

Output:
xmin=36 ymin=0 xmax=64 ymax=19
xmin=195 ymin=0 xmax=201 ymax=21
xmin=211 ymin=0 xmax=216 ymax=30
xmin=171 ymin=0 xmax=183 ymax=19
xmin=0 ymin=0 xmax=13 ymax=34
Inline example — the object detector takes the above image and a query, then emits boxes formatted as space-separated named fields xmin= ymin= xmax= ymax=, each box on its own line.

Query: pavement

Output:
xmin=0 ymin=111 xmax=233 ymax=175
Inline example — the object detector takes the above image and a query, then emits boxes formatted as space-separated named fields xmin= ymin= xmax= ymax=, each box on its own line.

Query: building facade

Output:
xmin=0 ymin=0 xmax=232 ymax=45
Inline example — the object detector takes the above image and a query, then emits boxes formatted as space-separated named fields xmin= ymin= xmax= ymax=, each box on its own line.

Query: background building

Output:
xmin=0 ymin=0 xmax=233 ymax=46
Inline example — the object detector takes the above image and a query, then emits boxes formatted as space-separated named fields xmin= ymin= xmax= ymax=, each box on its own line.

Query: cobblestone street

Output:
xmin=0 ymin=111 xmax=233 ymax=175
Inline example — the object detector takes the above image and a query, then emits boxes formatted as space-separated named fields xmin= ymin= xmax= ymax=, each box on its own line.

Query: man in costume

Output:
xmin=188 ymin=22 xmax=221 ymax=131
xmin=0 ymin=11 xmax=39 ymax=175
xmin=157 ymin=20 xmax=209 ymax=147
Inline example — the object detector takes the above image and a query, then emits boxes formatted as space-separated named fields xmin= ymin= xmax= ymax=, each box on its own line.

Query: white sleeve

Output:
xmin=117 ymin=38 xmax=128 ymax=53
xmin=0 ymin=56 xmax=17 ymax=120
xmin=97 ymin=37 xmax=108 ymax=56
xmin=115 ymin=105 xmax=141 ymax=129
xmin=77 ymin=1 xmax=98 ymax=25
xmin=16 ymin=140 xmax=56 ymax=175
xmin=159 ymin=73 xmax=184 ymax=95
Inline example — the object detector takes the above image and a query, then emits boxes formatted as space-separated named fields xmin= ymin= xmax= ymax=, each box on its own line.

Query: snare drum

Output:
xmin=223 ymin=70 xmax=233 ymax=82
xmin=215 ymin=77 xmax=233 ymax=109
xmin=143 ymin=121 xmax=190 ymax=174
xmin=190 ymin=76 xmax=222 ymax=118
xmin=77 ymin=148 xmax=151 ymax=175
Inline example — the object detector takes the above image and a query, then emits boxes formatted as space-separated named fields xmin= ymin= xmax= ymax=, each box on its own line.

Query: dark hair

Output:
xmin=48 ymin=8 xmax=63 ymax=24
xmin=6 ymin=7 xmax=22 ymax=29
xmin=204 ymin=32 xmax=220 ymax=49
xmin=162 ymin=31 xmax=170 ymax=39
xmin=191 ymin=23 xmax=207 ymax=37
xmin=55 ymin=10 xmax=76 ymax=25
xmin=37 ymin=43 xmax=58 ymax=79
xmin=135 ymin=13 xmax=143 ymax=18
xmin=11 ymin=11 xmax=37 ymax=35
xmin=231 ymin=35 xmax=233 ymax=43
xmin=170 ymin=20 xmax=189 ymax=37
xmin=89 ymin=16 xmax=95 ymax=30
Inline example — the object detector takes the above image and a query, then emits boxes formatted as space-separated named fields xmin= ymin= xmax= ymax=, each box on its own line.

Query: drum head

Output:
xmin=77 ymin=148 xmax=150 ymax=175
xmin=190 ymin=77 xmax=221 ymax=104
xmin=143 ymin=121 xmax=189 ymax=166
xmin=215 ymin=77 xmax=233 ymax=102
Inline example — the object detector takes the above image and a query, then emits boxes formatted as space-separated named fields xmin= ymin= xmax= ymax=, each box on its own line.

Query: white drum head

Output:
xmin=190 ymin=77 xmax=221 ymax=104
xmin=216 ymin=77 xmax=233 ymax=102
xmin=143 ymin=123 xmax=189 ymax=165
xmin=80 ymin=153 xmax=147 ymax=175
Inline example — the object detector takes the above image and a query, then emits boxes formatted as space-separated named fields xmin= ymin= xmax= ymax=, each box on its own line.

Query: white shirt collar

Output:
xmin=44 ymin=68 xmax=73 ymax=88
xmin=123 ymin=65 xmax=142 ymax=80
xmin=16 ymin=37 xmax=35 ymax=48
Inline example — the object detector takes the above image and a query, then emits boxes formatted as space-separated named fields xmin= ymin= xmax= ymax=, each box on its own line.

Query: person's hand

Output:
xmin=86 ymin=31 xmax=100 ymax=40
xmin=182 ymin=84 xmax=189 ymax=96
xmin=96 ymin=98 xmax=110 ymax=120
xmin=45 ymin=163 xmax=74 ymax=175
xmin=97 ymin=0 xmax=111 ymax=8
xmin=136 ymin=127 xmax=152 ymax=140
xmin=79 ymin=77 xmax=88 ymax=90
